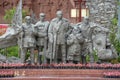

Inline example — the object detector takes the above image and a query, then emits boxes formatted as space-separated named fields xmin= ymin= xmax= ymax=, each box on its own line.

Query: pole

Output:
xmin=53 ymin=34 xmax=57 ymax=63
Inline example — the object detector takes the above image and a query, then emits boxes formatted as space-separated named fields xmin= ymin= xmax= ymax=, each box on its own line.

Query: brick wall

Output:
xmin=0 ymin=0 xmax=79 ymax=24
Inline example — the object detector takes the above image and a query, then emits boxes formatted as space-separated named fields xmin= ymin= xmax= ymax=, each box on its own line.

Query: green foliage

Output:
xmin=4 ymin=7 xmax=28 ymax=22
xmin=0 ymin=48 xmax=6 ymax=56
xmin=7 ymin=46 xmax=19 ymax=57
xmin=111 ymin=18 xmax=118 ymax=25
xmin=93 ymin=49 xmax=99 ymax=62
xmin=110 ymin=17 xmax=120 ymax=54
xmin=117 ymin=0 xmax=120 ymax=5
xmin=111 ymin=58 xmax=119 ymax=64
xmin=86 ymin=54 xmax=90 ymax=62
xmin=86 ymin=49 xmax=99 ymax=63
xmin=109 ymin=17 xmax=120 ymax=63
xmin=4 ymin=7 xmax=16 ymax=22
xmin=0 ymin=46 xmax=32 ymax=60
xmin=23 ymin=10 xmax=28 ymax=18
xmin=0 ymin=46 xmax=19 ymax=57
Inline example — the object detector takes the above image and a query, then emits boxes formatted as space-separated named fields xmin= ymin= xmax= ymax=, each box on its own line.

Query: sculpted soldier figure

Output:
xmin=48 ymin=10 xmax=71 ymax=63
xmin=67 ymin=27 xmax=84 ymax=64
xmin=77 ymin=16 xmax=98 ymax=63
xmin=34 ymin=13 xmax=49 ymax=64
xmin=20 ymin=16 xmax=36 ymax=64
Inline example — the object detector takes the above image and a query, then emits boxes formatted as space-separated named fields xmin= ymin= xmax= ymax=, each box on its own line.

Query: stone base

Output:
xmin=1 ymin=69 xmax=120 ymax=80
xmin=2 ymin=77 xmax=119 ymax=80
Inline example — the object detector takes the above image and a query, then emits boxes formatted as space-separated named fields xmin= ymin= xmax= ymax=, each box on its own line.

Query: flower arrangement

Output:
xmin=0 ymin=63 xmax=120 ymax=69
xmin=103 ymin=71 xmax=120 ymax=78
xmin=0 ymin=70 xmax=14 ymax=78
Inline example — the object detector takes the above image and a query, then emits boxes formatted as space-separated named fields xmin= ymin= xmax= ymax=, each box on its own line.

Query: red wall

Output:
xmin=0 ymin=0 xmax=80 ymax=24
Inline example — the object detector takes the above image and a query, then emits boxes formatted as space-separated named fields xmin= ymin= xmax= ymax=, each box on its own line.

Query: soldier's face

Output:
xmin=26 ymin=18 xmax=31 ymax=24
xmin=57 ymin=13 xmax=63 ymax=19
xmin=40 ymin=16 xmax=45 ymax=21
xmin=84 ymin=18 xmax=89 ymax=24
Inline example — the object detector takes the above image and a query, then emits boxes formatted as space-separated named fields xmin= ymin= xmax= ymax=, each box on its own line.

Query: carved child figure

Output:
xmin=21 ymin=16 xmax=36 ymax=64
xmin=67 ymin=27 xmax=84 ymax=64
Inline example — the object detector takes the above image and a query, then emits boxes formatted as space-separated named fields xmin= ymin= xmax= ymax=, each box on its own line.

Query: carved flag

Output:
xmin=11 ymin=0 xmax=22 ymax=28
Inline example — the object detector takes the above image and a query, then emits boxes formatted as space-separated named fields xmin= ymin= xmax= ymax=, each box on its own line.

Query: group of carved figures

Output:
xmin=16 ymin=10 xmax=118 ymax=65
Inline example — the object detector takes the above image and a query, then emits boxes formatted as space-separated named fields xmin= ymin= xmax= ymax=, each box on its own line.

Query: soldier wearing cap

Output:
xmin=77 ymin=16 xmax=98 ymax=63
xmin=34 ymin=13 xmax=49 ymax=64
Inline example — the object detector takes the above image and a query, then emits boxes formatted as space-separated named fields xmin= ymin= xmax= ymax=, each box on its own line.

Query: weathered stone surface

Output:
xmin=86 ymin=0 xmax=117 ymax=28
xmin=6 ymin=56 xmax=21 ymax=63
xmin=98 ymin=49 xmax=118 ymax=60
xmin=0 ymin=27 xmax=17 ymax=48
xmin=86 ymin=0 xmax=117 ymax=61
xmin=0 ymin=54 xmax=6 ymax=62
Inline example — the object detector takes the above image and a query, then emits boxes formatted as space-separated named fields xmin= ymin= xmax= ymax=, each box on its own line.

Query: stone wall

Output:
xmin=86 ymin=0 xmax=117 ymax=28
xmin=0 ymin=0 xmax=78 ymax=24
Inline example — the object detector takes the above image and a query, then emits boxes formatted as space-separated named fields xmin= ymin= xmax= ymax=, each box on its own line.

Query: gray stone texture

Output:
xmin=86 ymin=0 xmax=117 ymax=28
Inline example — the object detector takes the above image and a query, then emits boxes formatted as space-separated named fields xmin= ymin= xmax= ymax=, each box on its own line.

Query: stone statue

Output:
xmin=48 ymin=10 xmax=71 ymax=63
xmin=34 ymin=13 xmax=49 ymax=64
xmin=77 ymin=16 xmax=98 ymax=63
xmin=67 ymin=26 xmax=84 ymax=64
xmin=92 ymin=25 xmax=118 ymax=61
xmin=93 ymin=26 xmax=109 ymax=51
xmin=97 ymin=38 xmax=118 ymax=61
xmin=20 ymin=16 xmax=36 ymax=64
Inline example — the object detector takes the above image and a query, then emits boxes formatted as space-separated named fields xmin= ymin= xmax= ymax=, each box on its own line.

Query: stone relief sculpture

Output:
xmin=92 ymin=25 xmax=118 ymax=62
xmin=0 ymin=14 xmax=118 ymax=64
xmin=34 ymin=13 xmax=49 ymax=64
xmin=0 ymin=3 xmax=118 ymax=64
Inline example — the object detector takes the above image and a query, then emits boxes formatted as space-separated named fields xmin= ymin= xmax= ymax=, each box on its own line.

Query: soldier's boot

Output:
xmin=53 ymin=57 xmax=57 ymax=63
xmin=73 ymin=61 xmax=78 ymax=64
xmin=68 ymin=60 xmax=73 ymax=63
xmin=21 ymin=53 xmax=26 ymax=63
xmin=90 ymin=54 xmax=94 ymax=63
xmin=43 ymin=56 xmax=47 ymax=64
xmin=43 ymin=49 xmax=47 ymax=64
xmin=38 ymin=54 xmax=42 ymax=64
xmin=29 ymin=48 xmax=35 ymax=65
xmin=62 ymin=56 xmax=66 ymax=63
xmin=20 ymin=49 xmax=26 ymax=63
xmin=61 ymin=45 xmax=66 ymax=63
xmin=30 ymin=53 xmax=35 ymax=65
xmin=82 ymin=56 xmax=87 ymax=64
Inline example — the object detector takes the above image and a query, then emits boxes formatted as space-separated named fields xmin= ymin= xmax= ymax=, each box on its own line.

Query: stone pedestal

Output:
xmin=1 ymin=69 xmax=120 ymax=80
